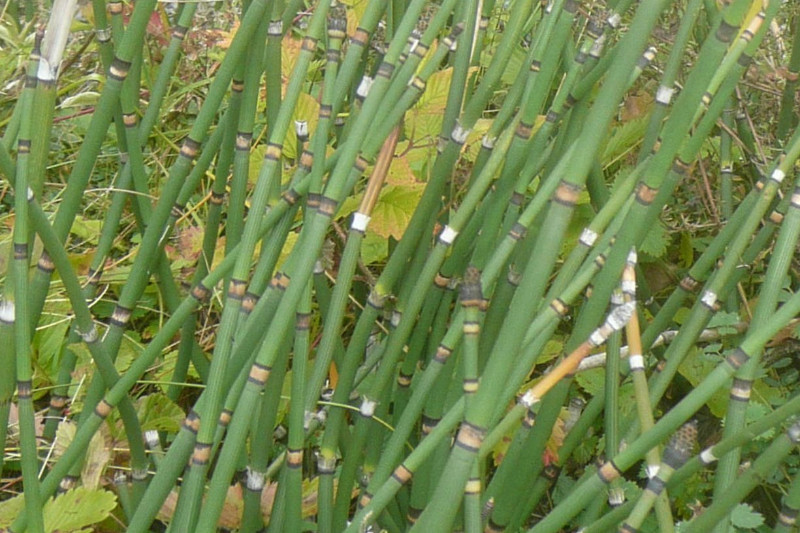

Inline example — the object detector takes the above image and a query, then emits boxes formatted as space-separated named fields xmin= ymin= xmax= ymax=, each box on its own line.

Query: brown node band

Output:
xmin=716 ymin=19 xmax=737 ymax=43
xmin=13 ymin=243 xmax=26 ymax=260
xmin=265 ymin=142 xmax=282 ymax=161
xmin=597 ymin=460 xmax=622 ymax=483
xmin=122 ymin=113 xmax=137 ymax=127
xmin=228 ymin=279 xmax=247 ymax=301
xmin=392 ymin=464 xmax=413 ymax=485
xmin=299 ymin=150 xmax=314 ymax=170
xmin=550 ymin=298 xmax=568 ymax=317
xmin=301 ymin=36 xmax=318 ymax=52
xmin=410 ymin=77 xmax=426 ymax=92
xmin=729 ymin=377 xmax=752 ymax=402
xmin=219 ymin=409 xmax=232 ymax=427
xmin=248 ymin=363 xmax=272 ymax=386
xmin=180 ymin=137 xmax=201 ymax=159
xmin=377 ymin=62 xmax=394 ymax=79
xmin=530 ymin=60 xmax=541 ymax=72
xmin=296 ymin=312 xmax=311 ymax=331
xmin=170 ymin=25 xmax=188 ymax=40
xmin=286 ymin=448 xmax=303 ymax=468
xmin=242 ymin=293 xmax=258 ymax=313
xmin=107 ymin=1 xmax=123 ymax=14
xmin=358 ymin=492 xmax=373 ymax=508
xmin=17 ymin=380 xmax=32 ymax=399
xmin=463 ymin=378 xmax=479 ymax=393
xmin=183 ymin=410 xmax=201 ymax=433
xmin=210 ymin=191 xmax=225 ymax=205
xmin=433 ymin=272 xmax=450 ymax=288
xmin=421 ymin=415 xmax=439 ymax=434
xmin=318 ymin=104 xmax=332 ymax=119
xmin=726 ymin=348 xmax=750 ymax=370
xmin=770 ymin=210 xmax=785 ymax=225
xmin=282 ymin=188 xmax=300 ymax=206
xmin=318 ymin=196 xmax=338 ymax=218
xmin=235 ymin=133 xmax=252 ymax=151
xmin=351 ymin=28 xmax=370 ymax=46
xmin=778 ymin=508 xmax=798 ymax=526
xmin=397 ymin=373 xmax=412 ymax=387
xmin=463 ymin=322 xmax=480 ymax=335
xmin=50 ymin=395 xmax=68 ymax=409
xmin=635 ymin=182 xmax=658 ymax=205
xmin=564 ymin=0 xmax=579 ymax=12
xmin=679 ymin=275 xmax=699 ymax=292
xmin=791 ymin=187 xmax=800 ymax=208
xmin=192 ymin=443 xmax=212 ymax=465
xmin=407 ymin=507 xmax=422 ymax=523
xmin=17 ymin=138 xmax=31 ymax=152
xmin=553 ymin=181 xmax=582 ymax=207
xmin=354 ymin=154 xmax=370 ymax=172
xmin=306 ymin=193 xmax=321 ymax=210
xmin=546 ymin=110 xmax=560 ymax=123
xmin=701 ymin=92 xmax=712 ymax=106
xmin=434 ymin=345 xmax=452 ymax=364
xmin=37 ymin=252 xmax=55 ymax=273
xmin=325 ymin=50 xmax=340 ymax=64
xmin=59 ymin=476 xmax=78 ymax=492
xmin=109 ymin=305 xmax=132 ymax=327
xmin=464 ymin=477 xmax=481 ymax=494
xmin=619 ymin=523 xmax=638 ymax=533
xmin=455 ymin=422 xmax=486 ymax=452
xmin=522 ymin=409 xmax=536 ymax=428
xmin=367 ymin=291 xmax=385 ymax=310
xmin=646 ymin=475 xmax=667 ymax=496
xmin=515 ymin=121 xmax=534 ymax=140
xmin=191 ymin=284 xmax=210 ymax=302
xmin=509 ymin=222 xmax=527 ymax=241
xmin=95 ymin=399 xmax=113 ymax=419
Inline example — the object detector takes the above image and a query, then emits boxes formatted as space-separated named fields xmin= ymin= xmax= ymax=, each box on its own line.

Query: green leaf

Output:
xmin=361 ymin=231 xmax=388 ymax=265
xmin=70 ymin=215 xmax=102 ymax=245
xmin=729 ymin=503 xmax=764 ymax=529
xmin=707 ymin=310 xmax=740 ymax=335
xmin=601 ymin=116 xmax=648 ymax=167
xmin=137 ymin=393 xmax=185 ymax=433
xmin=678 ymin=346 xmax=730 ymax=417
xmin=369 ymin=185 xmax=424 ymax=240
xmin=639 ymin=220 xmax=669 ymax=258
xmin=0 ymin=488 xmax=117 ymax=532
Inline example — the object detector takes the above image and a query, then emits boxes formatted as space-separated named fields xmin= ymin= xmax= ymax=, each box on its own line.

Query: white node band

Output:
xmin=579 ymin=228 xmax=598 ymax=247
xmin=0 ymin=300 xmax=15 ymax=323
xmin=700 ymin=448 xmax=718 ymax=464
xmin=628 ymin=354 xmax=645 ymax=370
xmin=656 ymin=85 xmax=674 ymax=105
xmin=357 ymin=76 xmax=374 ymax=98
xmin=589 ymin=330 xmax=605 ymax=346
xmin=360 ymin=399 xmax=377 ymax=417
xmin=439 ymin=225 xmax=459 ymax=244
xmin=351 ymin=212 xmax=371 ymax=232
xmin=451 ymin=124 xmax=471 ymax=144
xmin=701 ymin=290 xmax=717 ymax=308
xmin=621 ymin=279 xmax=636 ymax=294
xmin=772 ymin=169 xmax=786 ymax=183
xmin=520 ymin=390 xmax=538 ymax=407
